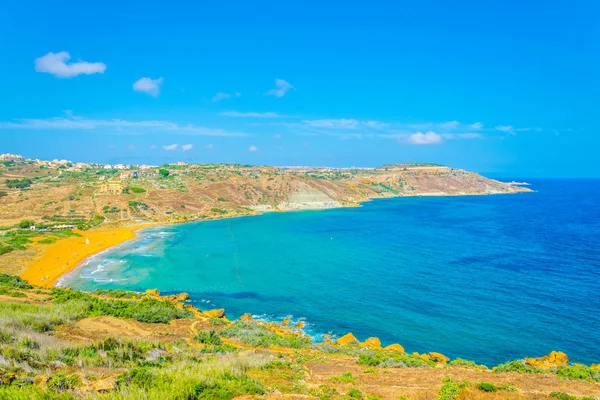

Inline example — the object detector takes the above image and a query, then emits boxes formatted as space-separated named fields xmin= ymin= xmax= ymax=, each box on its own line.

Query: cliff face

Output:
xmin=0 ymin=162 xmax=529 ymax=227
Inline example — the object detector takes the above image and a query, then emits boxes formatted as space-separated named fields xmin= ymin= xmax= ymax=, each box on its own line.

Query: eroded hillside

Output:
xmin=0 ymin=161 xmax=529 ymax=229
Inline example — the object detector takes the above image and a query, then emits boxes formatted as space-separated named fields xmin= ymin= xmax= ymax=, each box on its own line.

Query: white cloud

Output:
xmin=272 ymin=134 xmax=282 ymax=139
xmin=265 ymin=79 xmax=294 ymax=98
xmin=150 ymin=145 xmax=158 ymax=149
xmin=181 ymin=144 xmax=193 ymax=151
xmin=219 ymin=111 xmax=282 ymax=118
xmin=0 ymin=114 xmax=248 ymax=137
xmin=34 ymin=51 xmax=106 ymax=78
xmin=127 ymin=145 xmax=136 ymax=150
xmin=248 ymin=145 xmax=258 ymax=152
xmin=133 ymin=77 xmax=163 ymax=97
xmin=163 ymin=144 xmax=178 ymax=151
xmin=495 ymin=125 xmax=515 ymax=134
xmin=405 ymin=131 xmax=443 ymax=145
xmin=206 ymin=144 xmax=214 ymax=150
xmin=469 ymin=122 xmax=484 ymax=130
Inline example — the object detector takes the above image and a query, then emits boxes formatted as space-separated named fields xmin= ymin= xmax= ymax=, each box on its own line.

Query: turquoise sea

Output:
xmin=61 ymin=179 xmax=600 ymax=366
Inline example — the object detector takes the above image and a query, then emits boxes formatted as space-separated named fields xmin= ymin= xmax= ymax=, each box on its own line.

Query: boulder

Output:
xmin=204 ymin=309 xmax=225 ymax=319
xmin=92 ymin=376 xmax=116 ymax=392
xmin=295 ymin=321 xmax=305 ymax=329
xmin=337 ymin=332 xmax=359 ymax=346
xmin=362 ymin=337 xmax=382 ymax=349
xmin=174 ymin=292 xmax=190 ymax=301
xmin=145 ymin=289 xmax=160 ymax=297
xmin=240 ymin=313 xmax=253 ymax=321
xmin=428 ymin=352 xmax=450 ymax=364
xmin=591 ymin=364 xmax=600 ymax=371
xmin=283 ymin=317 xmax=291 ymax=326
xmin=384 ymin=343 xmax=405 ymax=353
xmin=419 ymin=353 xmax=430 ymax=362
xmin=524 ymin=351 xmax=569 ymax=369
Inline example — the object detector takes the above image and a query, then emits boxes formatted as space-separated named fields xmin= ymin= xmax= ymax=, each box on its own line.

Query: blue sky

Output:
xmin=1 ymin=1 xmax=598 ymax=177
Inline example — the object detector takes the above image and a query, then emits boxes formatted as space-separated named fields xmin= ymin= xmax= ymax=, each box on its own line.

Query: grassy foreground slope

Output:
xmin=0 ymin=275 xmax=598 ymax=400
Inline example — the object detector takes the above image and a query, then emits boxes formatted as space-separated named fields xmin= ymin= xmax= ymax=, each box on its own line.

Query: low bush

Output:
xmin=330 ymin=371 xmax=355 ymax=384
xmin=129 ymin=186 xmax=146 ymax=193
xmin=477 ymin=382 xmax=498 ymax=392
xmin=438 ymin=377 xmax=471 ymax=400
xmin=194 ymin=330 xmax=223 ymax=345
xmin=0 ymin=274 xmax=32 ymax=289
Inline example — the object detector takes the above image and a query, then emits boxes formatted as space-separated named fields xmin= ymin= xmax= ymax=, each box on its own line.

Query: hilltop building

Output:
xmin=99 ymin=180 xmax=124 ymax=194
xmin=0 ymin=154 xmax=25 ymax=161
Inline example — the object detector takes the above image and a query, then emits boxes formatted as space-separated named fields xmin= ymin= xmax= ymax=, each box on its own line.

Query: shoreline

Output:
xmin=18 ymin=188 xmax=532 ymax=289
xmin=20 ymin=224 xmax=157 ymax=288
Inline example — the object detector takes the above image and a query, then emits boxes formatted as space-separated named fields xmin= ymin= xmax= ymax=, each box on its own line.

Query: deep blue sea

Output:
xmin=61 ymin=179 xmax=600 ymax=366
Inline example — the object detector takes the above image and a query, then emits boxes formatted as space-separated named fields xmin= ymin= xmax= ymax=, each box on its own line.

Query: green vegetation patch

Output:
xmin=357 ymin=350 xmax=432 ymax=368
xmin=51 ymin=288 xmax=193 ymax=323
xmin=493 ymin=360 xmax=600 ymax=383
xmin=129 ymin=186 xmax=146 ymax=193
xmin=5 ymin=178 xmax=32 ymax=189
xmin=438 ymin=377 xmax=471 ymax=400
xmin=219 ymin=321 xmax=312 ymax=349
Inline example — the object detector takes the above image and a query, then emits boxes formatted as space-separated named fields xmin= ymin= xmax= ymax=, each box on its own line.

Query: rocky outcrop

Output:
xmin=428 ymin=352 xmax=450 ymax=364
xmin=384 ymin=343 xmax=405 ymax=353
xmin=361 ymin=337 xmax=382 ymax=349
xmin=240 ymin=313 xmax=253 ymax=321
xmin=337 ymin=332 xmax=359 ymax=346
xmin=204 ymin=309 xmax=226 ymax=319
xmin=524 ymin=351 xmax=569 ymax=369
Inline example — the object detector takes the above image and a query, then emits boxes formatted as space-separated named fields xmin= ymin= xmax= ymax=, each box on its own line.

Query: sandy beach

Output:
xmin=20 ymin=224 xmax=155 ymax=288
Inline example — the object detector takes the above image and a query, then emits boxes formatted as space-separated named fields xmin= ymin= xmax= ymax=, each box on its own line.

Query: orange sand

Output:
xmin=21 ymin=225 xmax=155 ymax=287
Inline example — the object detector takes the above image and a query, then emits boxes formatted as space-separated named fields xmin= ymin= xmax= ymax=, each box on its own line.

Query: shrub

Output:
xmin=5 ymin=178 xmax=32 ymax=189
xmin=18 ymin=219 xmax=35 ymax=229
xmin=159 ymin=168 xmax=170 ymax=177
xmin=345 ymin=388 xmax=364 ymax=399
xmin=330 ymin=371 xmax=355 ymax=384
xmin=438 ymin=377 xmax=471 ymax=400
xmin=194 ymin=330 xmax=223 ymax=345
xmin=38 ymin=237 xmax=57 ymax=245
xmin=0 ymin=274 xmax=33 ymax=289
xmin=477 ymin=382 xmax=498 ymax=392
xmin=556 ymin=364 xmax=600 ymax=382
xmin=550 ymin=392 xmax=596 ymax=400
xmin=130 ymin=186 xmax=146 ymax=193
xmin=0 ymin=190 xmax=7 ymax=198
xmin=449 ymin=358 xmax=479 ymax=367
xmin=492 ymin=360 xmax=544 ymax=374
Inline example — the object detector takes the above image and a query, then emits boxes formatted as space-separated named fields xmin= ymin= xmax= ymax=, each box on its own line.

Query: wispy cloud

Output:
xmin=0 ymin=114 xmax=249 ymax=137
xmin=219 ymin=111 xmax=283 ymax=118
xmin=212 ymin=92 xmax=241 ymax=102
xmin=301 ymin=119 xmax=387 ymax=129
xmin=495 ymin=125 xmax=515 ymax=134
xmin=34 ymin=51 xmax=106 ymax=78
xmin=265 ymin=79 xmax=294 ymax=98
xmin=181 ymin=144 xmax=193 ymax=151
xmin=163 ymin=144 xmax=178 ymax=151
xmin=278 ymin=118 xmax=494 ymax=142
xmin=405 ymin=131 xmax=443 ymax=145
xmin=133 ymin=77 xmax=163 ymax=97
xmin=248 ymin=145 xmax=258 ymax=152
